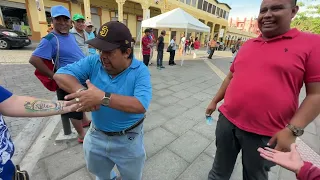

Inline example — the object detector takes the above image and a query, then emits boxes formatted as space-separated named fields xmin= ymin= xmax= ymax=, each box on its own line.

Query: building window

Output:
xmin=225 ymin=12 xmax=229 ymax=20
xmin=203 ymin=1 xmax=208 ymax=11
xmin=216 ymin=7 xmax=220 ymax=16
xmin=198 ymin=0 xmax=203 ymax=9
xmin=180 ymin=0 xmax=184 ymax=2
xmin=186 ymin=0 xmax=191 ymax=5
xmin=208 ymin=3 xmax=212 ymax=13
xmin=212 ymin=5 xmax=216 ymax=14
xmin=220 ymin=10 xmax=223 ymax=17
xmin=223 ymin=10 xmax=226 ymax=19
xmin=191 ymin=0 xmax=196 ymax=7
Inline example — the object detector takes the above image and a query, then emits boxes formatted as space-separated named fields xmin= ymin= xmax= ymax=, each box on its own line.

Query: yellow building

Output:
xmin=0 ymin=0 xmax=256 ymax=44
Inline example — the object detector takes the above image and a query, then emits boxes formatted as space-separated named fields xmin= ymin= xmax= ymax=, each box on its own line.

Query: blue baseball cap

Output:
xmin=51 ymin=5 xmax=70 ymax=19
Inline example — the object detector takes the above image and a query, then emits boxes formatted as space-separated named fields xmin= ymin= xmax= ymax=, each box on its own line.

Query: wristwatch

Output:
xmin=101 ymin=92 xmax=111 ymax=107
xmin=286 ymin=124 xmax=304 ymax=136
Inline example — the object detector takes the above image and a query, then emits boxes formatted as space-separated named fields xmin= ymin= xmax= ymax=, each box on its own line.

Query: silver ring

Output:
xmin=75 ymin=98 xmax=80 ymax=102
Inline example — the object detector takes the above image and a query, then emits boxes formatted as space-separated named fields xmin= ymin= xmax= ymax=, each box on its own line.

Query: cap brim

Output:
xmin=86 ymin=38 xmax=120 ymax=51
xmin=52 ymin=14 xmax=70 ymax=19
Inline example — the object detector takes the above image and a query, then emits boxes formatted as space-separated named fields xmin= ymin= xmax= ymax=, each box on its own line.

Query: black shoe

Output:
xmin=169 ymin=64 xmax=174 ymax=66
xmin=160 ymin=66 xmax=165 ymax=69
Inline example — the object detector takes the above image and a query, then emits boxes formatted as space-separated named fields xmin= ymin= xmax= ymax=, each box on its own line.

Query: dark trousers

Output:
xmin=208 ymin=47 xmax=215 ymax=59
xmin=169 ymin=50 xmax=175 ymax=64
xmin=143 ymin=55 xmax=150 ymax=66
xmin=157 ymin=50 xmax=163 ymax=67
xmin=208 ymin=113 xmax=275 ymax=180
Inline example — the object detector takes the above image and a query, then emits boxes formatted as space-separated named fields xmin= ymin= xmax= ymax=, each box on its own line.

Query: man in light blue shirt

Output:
xmin=85 ymin=21 xmax=97 ymax=55
xmin=53 ymin=21 xmax=152 ymax=180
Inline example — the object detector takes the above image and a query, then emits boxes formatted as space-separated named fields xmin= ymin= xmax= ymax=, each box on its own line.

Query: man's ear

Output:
xmin=126 ymin=48 xmax=132 ymax=57
xmin=292 ymin=6 xmax=299 ymax=19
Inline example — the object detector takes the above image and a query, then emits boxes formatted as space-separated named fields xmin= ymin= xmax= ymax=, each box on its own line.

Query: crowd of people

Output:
xmin=1 ymin=0 xmax=320 ymax=179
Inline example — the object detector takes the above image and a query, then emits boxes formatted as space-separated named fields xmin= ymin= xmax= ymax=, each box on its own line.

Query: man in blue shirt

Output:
xmin=29 ymin=5 xmax=91 ymax=143
xmin=85 ymin=21 xmax=97 ymax=55
xmin=0 ymin=86 xmax=76 ymax=179
xmin=53 ymin=21 xmax=152 ymax=180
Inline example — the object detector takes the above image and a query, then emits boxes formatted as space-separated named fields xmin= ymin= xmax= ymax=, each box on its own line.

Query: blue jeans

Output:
xmin=83 ymin=123 xmax=146 ymax=180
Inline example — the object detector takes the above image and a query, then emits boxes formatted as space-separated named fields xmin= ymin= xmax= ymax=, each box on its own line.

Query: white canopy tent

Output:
xmin=140 ymin=8 xmax=210 ymax=66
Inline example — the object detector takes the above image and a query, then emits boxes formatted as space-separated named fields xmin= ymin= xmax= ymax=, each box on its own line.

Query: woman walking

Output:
xmin=193 ymin=37 xmax=200 ymax=59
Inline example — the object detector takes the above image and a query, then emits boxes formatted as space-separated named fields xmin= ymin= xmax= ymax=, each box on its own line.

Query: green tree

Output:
xmin=291 ymin=1 xmax=320 ymax=34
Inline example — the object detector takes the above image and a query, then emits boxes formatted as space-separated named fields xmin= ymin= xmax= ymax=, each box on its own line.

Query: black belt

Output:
xmin=92 ymin=116 xmax=145 ymax=136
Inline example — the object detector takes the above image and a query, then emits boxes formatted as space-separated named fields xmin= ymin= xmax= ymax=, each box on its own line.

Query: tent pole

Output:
xmin=181 ymin=28 xmax=187 ymax=66
xmin=139 ymin=26 xmax=142 ymax=59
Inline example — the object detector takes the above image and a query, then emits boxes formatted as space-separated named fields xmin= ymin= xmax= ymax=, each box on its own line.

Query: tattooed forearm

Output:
xmin=24 ymin=100 xmax=64 ymax=112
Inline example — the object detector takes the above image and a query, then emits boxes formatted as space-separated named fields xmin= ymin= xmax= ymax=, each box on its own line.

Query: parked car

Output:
xmin=0 ymin=25 xmax=31 ymax=49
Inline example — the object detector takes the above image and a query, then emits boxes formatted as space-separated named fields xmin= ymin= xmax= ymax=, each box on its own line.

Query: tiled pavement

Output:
xmin=30 ymin=59 xmax=320 ymax=180
xmin=0 ymin=48 xmax=54 ymax=139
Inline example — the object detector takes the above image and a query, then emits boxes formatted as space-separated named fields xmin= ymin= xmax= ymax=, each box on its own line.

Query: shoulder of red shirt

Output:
xmin=297 ymin=161 xmax=320 ymax=180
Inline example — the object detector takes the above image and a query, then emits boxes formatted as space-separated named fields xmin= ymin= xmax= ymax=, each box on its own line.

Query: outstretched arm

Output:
xmin=0 ymin=95 xmax=74 ymax=117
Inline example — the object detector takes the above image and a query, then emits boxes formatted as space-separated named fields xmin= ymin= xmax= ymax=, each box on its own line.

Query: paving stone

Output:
xmin=192 ymin=121 xmax=217 ymax=140
xmin=279 ymin=167 xmax=296 ymax=180
xmin=185 ymin=86 xmax=203 ymax=93
xmin=230 ymin=163 xmax=242 ymax=180
xmin=168 ymin=84 xmax=189 ymax=92
xmin=144 ymin=127 xmax=177 ymax=158
xmin=182 ymin=106 xmax=206 ymax=121
xmin=157 ymin=95 xmax=181 ymax=106
xmin=304 ymin=121 xmax=317 ymax=135
xmin=62 ymin=167 xmax=92 ymax=180
xmin=268 ymin=172 xmax=279 ymax=180
xmin=177 ymin=153 xmax=214 ymax=180
xmin=300 ymin=132 xmax=320 ymax=154
xmin=43 ymin=144 xmax=86 ymax=180
xmin=32 ymin=161 xmax=49 ymax=180
xmin=142 ymin=148 xmax=189 ymax=180
xmin=162 ymin=116 xmax=199 ymax=136
xmin=164 ymin=80 xmax=181 ymax=85
xmin=192 ymin=91 xmax=213 ymax=101
xmin=154 ymin=89 xmax=175 ymax=97
xmin=172 ymin=90 xmax=194 ymax=99
xmin=153 ymin=83 xmax=171 ymax=90
xmin=144 ymin=112 xmax=170 ymax=132
xmin=158 ymin=104 xmax=189 ymax=119
xmin=168 ymin=131 xmax=211 ymax=163
xmin=147 ymin=102 xmax=164 ymax=112
xmin=204 ymin=141 xmax=217 ymax=158
xmin=177 ymin=97 xmax=202 ymax=108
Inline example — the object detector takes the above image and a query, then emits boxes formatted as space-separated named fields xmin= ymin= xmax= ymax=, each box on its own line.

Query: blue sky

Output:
xmin=219 ymin=0 xmax=318 ymax=19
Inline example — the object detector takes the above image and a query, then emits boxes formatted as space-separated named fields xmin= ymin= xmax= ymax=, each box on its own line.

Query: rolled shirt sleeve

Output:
xmin=0 ymin=86 xmax=13 ymax=103
xmin=134 ymin=68 xmax=152 ymax=111
xmin=55 ymin=55 xmax=94 ymax=84
xmin=32 ymin=38 xmax=55 ymax=61
xmin=304 ymin=40 xmax=320 ymax=83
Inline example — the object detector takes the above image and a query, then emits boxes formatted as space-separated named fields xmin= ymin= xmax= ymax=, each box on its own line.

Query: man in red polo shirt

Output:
xmin=142 ymin=28 xmax=152 ymax=66
xmin=205 ymin=0 xmax=320 ymax=179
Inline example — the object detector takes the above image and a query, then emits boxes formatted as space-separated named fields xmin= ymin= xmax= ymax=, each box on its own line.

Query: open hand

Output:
xmin=65 ymin=80 xmax=104 ymax=112
xmin=258 ymin=143 xmax=304 ymax=174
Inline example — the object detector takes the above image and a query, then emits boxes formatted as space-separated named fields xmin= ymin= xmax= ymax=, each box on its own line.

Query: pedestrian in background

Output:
xmin=206 ymin=0 xmax=320 ymax=179
xmin=207 ymin=38 xmax=217 ymax=59
xmin=29 ymin=5 xmax=91 ymax=143
xmin=142 ymin=28 xmax=152 ymax=66
xmin=168 ymin=35 xmax=177 ymax=65
xmin=157 ymin=30 xmax=166 ymax=69
xmin=193 ymin=37 xmax=200 ymax=59
xmin=85 ymin=21 xmax=97 ymax=55
xmin=70 ymin=14 xmax=89 ymax=56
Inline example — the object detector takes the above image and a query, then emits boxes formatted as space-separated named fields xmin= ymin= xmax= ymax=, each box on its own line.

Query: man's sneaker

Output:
xmin=160 ymin=66 xmax=165 ymax=69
